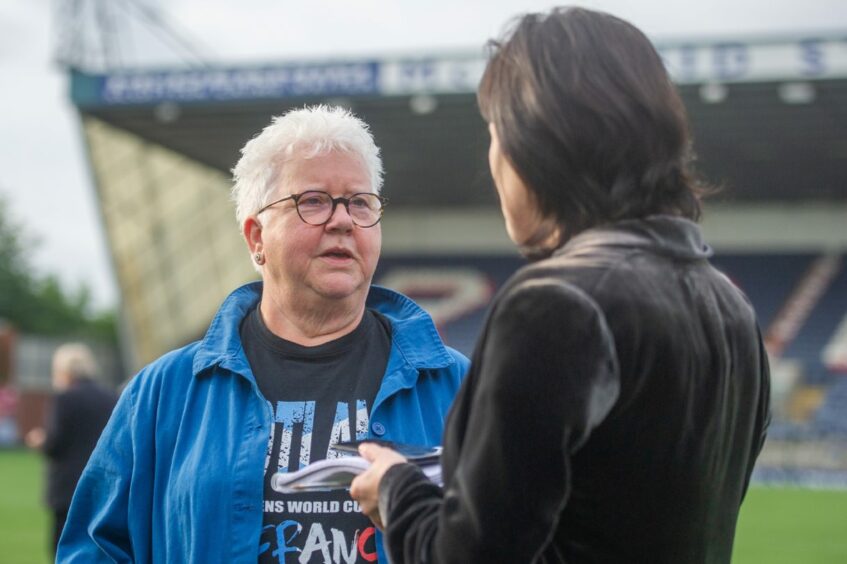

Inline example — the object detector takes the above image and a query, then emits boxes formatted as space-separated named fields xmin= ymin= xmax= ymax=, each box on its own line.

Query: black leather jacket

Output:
xmin=379 ymin=216 xmax=771 ymax=563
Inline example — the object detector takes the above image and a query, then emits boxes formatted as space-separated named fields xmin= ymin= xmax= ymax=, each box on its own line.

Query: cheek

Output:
xmin=488 ymin=149 xmax=503 ymax=195
xmin=273 ymin=225 xmax=313 ymax=267
xmin=360 ymin=230 xmax=382 ymax=270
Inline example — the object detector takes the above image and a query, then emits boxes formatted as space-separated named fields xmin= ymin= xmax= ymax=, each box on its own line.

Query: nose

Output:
xmin=324 ymin=200 xmax=354 ymax=232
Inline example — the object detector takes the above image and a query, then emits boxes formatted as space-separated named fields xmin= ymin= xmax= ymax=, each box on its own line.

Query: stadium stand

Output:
xmin=378 ymin=252 xmax=847 ymax=487
xmin=784 ymin=258 xmax=847 ymax=377
xmin=64 ymin=33 xmax=847 ymax=487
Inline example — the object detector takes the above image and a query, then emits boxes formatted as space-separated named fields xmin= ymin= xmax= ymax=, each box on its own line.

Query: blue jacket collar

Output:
xmin=366 ymin=285 xmax=454 ymax=370
xmin=192 ymin=282 xmax=260 ymax=378
xmin=192 ymin=281 xmax=454 ymax=378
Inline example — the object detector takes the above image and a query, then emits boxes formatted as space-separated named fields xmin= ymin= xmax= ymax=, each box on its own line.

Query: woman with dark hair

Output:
xmin=350 ymin=6 xmax=770 ymax=563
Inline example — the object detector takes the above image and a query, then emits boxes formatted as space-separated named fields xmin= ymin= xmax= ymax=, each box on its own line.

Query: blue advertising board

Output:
xmin=71 ymin=36 xmax=847 ymax=107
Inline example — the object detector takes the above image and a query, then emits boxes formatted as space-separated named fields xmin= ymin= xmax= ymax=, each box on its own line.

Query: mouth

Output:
xmin=320 ymin=248 xmax=354 ymax=260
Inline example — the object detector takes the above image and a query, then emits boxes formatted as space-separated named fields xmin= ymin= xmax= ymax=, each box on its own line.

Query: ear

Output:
xmin=243 ymin=215 xmax=263 ymax=255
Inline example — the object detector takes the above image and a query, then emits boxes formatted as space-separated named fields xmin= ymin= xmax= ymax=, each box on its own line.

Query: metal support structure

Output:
xmin=53 ymin=0 xmax=211 ymax=71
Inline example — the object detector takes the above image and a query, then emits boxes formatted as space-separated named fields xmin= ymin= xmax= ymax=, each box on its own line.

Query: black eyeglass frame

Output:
xmin=256 ymin=190 xmax=388 ymax=228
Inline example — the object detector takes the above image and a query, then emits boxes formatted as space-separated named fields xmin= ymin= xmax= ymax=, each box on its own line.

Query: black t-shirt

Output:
xmin=240 ymin=306 xmax=391 ymax=563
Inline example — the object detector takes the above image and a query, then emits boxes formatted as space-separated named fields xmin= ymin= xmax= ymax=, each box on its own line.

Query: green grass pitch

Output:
xmin=1 ymin=450 xmax=845 ymax=563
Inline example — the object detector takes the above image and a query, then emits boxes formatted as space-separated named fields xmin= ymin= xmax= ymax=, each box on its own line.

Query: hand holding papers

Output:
xmin=332 ymin=439 xmax=442 ymax=463
xmin=271 ymin=440 xmax=443 ymax=493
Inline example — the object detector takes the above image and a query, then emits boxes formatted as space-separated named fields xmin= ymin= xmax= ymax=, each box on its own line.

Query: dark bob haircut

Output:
xmin=478 ymin=7 xmax=709 ymax=249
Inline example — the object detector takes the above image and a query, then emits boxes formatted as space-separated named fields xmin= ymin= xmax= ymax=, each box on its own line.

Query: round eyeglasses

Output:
xmin=256 ymin=190 xmax=387 ymax=228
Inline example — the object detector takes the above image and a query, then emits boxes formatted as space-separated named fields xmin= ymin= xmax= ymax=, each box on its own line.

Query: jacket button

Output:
xmin=371 ymin=422 xmax=386 ymax=436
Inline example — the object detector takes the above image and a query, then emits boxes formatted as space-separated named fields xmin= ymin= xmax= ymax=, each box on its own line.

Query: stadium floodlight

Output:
xmin=699 ymin=82 xmax=728 ymax=104
xmin=778 ymin=82 xmax=816 ymax=105
xmin=410 ymin=94 xmax=438 ymax=115
xmin=153 ymin=102 xmax=181 ymax=123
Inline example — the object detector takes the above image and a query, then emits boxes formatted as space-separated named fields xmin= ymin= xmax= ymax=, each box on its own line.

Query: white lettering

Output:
xmin=714 ymin=42 xmax=748 ymax=80
xmin=800 ymin=39 xmax=826 ymax=76
xmin=283 ymin=500 xmax=342 ymax=514
xmin=264 ymin=400 xmax=274 ymax=474
xmin=342 ymin=500 xmax=361 ymax=513
xmin=355 ymin=400 xmax=369 ymax=440
xmin=264 ymin=500 xmax=287 ymax=513
xmin=275 ymin=401 xmax=316 ymax=471
xmin=327 ymin=402 xmax=352 ymax=458
xmin=299 ymin=523 xmax=331 ymax=563
xmin=332 ymin=528 xmax=358 ymax=564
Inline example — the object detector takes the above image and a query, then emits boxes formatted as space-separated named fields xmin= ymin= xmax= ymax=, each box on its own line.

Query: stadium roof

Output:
xmin=70 ymin=35 xmax=847 ymax=206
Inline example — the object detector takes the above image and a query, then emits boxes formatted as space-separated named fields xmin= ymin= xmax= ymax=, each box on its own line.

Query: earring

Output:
xmin=254 ymin=252 xmax=265 ymax=265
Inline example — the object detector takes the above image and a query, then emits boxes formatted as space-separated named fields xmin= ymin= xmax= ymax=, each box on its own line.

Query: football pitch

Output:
xmin=1 ymin=450 xmax=845 ymax=563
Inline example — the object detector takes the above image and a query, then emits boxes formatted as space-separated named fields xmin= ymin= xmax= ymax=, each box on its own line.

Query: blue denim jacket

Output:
xmin=58 ymin=282 xmax=469 ymax=563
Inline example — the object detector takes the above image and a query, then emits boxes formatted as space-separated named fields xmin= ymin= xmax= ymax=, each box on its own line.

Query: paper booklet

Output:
xmin=270 ymin=440 xmax=443 ymax=494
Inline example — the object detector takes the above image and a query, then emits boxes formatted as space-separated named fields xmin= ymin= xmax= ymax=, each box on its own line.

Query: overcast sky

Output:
xmin=1 ymin=0 xmax=845 ymax=310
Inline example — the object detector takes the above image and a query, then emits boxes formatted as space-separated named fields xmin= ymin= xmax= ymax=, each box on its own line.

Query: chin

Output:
xmin=314 ymin=277 xmax=367 ymax=301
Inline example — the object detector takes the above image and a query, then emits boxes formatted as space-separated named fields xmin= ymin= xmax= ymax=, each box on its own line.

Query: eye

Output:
xmin=299 ymin=192 xmax=328 ymax=207
xmin=349 ymin=196 xmax=371 ymax=209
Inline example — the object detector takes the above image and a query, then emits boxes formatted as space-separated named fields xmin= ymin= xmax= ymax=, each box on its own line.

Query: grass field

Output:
xmin=1 ymin=450 xmax=845 ymax=563
xmin=0 ymin=450 xmax=50 ymax=564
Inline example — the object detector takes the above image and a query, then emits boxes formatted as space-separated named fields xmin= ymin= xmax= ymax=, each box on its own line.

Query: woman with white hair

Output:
xmin=25 ymin=343 xmax=117 ymax=556
xmin=59 ymin=105 xmax=468 ymax=563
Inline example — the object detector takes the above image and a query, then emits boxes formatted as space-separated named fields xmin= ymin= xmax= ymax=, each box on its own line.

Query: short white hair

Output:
xmin=231 ymin=105 xmax=384 ymax=227
xmin=52 ymin=342 xmax=100 ymax=380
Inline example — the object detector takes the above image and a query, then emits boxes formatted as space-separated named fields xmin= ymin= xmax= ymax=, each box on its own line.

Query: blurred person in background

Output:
xmin=58 ymin=105 xmax=468 ymax=563
xmin=351 ymin=7 xmax=771 ymax=563
xmin=25 ymin=342 xmax=117 ymax=555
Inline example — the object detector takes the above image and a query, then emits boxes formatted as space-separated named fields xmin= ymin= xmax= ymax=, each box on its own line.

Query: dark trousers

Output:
xmin=53 ymin=508 xmax=69 ymax=555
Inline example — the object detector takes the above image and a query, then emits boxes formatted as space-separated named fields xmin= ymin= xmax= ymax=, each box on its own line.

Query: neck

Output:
xmin=259 ymin=290 xmax=366 ymax=347
xmin=518 ymin=218 xmax=563 ymax=260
